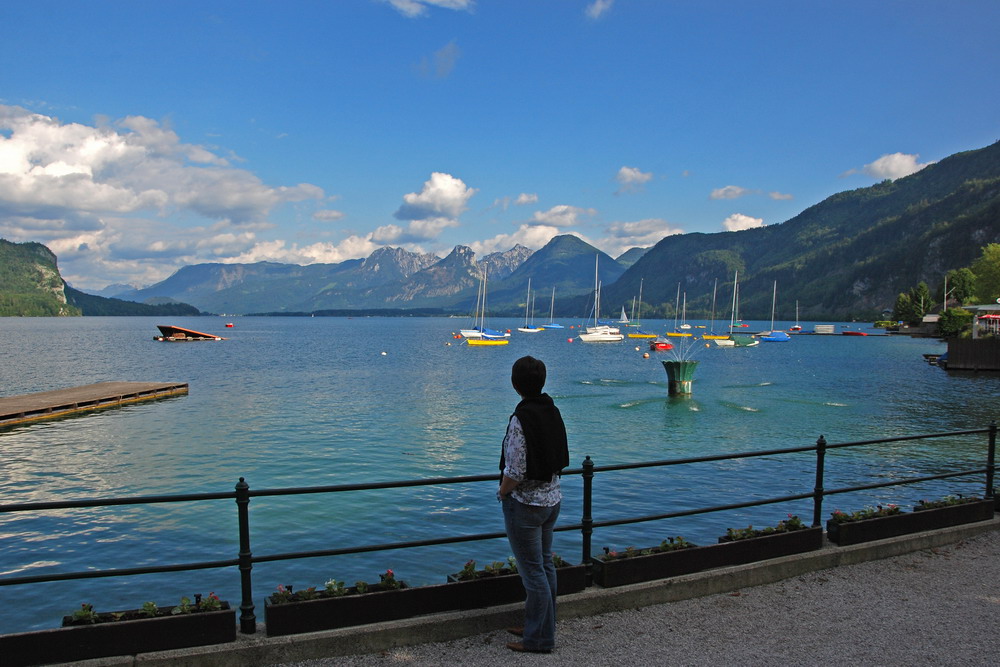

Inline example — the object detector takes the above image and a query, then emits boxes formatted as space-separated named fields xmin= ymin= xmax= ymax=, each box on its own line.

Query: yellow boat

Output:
xmin=627 ymin=332 xmax=657 ymax=339
xmin=467 ymin=338 xmax=509 ymax=346
xmin=701 ymin=334 xmax=730 ymax=340
xmin=665 ymin=331 xmax=693 ymax=337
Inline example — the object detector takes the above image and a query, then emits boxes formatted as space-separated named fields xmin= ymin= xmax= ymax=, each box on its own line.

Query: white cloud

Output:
xmin=418 ymin=40 xmax=462 ymax=78
xmin=0 ymin=105 xmax=324 ymax=225
xmin=529 ymin=204 xmax=597 ymax=227
xmin=469 ymin=224 xmax=563 ymax=256
xmin=394 ymin=172 xmax=477 ymax=220
xmin=615 ymin=165 xmax=653 ymax=194
xmin=602 ymin=218 xmax=683 ymax=251
xmin=710 ymin=185 xmax=753 ymax=200
xmin=373 ymin=216 xmax=458 ymax=244
xmin=221 ymin=235 xmax=383 ymax=266
xmin=862 ymin=152 xmax=934 ymax=180
xmin=385 ymin=0 xmax=474 ymax=18
xmin=722 ymin=213 xmax=764 ymax=231
xmin=585 ymin=0 xmax=614 ymax=20
xmin=0 ymin=105 xmax=331 ymax=288
xmin=313 ymin=209 xmax=346 ymax=222
xmin=769 ymin=191 xmax=794 ymax=201
xmin=492 ymin=192 xmax=538 ymax=211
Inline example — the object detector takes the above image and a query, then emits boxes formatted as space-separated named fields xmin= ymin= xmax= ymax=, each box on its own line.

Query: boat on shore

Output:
xmin=154 ymin=325 xmax=226 ymax=341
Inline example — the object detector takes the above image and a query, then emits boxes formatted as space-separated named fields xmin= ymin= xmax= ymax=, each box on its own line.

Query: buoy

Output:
xmin=642 ymin=352 xmax=650 ymax=359
xmin=381 ymin=351 xmax=387 ymax=356
xmin=453 ymin=334 xmax=461 ymax=339
xmin=634 ymin=346 xmax=640 ymax=351
xmin=446 ymin=342 xmax=451 ymax=346
xmin=567 ymin=338 xmax=573 ymax=343
xmin=705 ymin=343 xmax=710 ymax=348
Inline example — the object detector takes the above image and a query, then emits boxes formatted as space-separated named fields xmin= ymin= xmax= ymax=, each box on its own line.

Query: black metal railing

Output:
xmin=0 ymin=423 xmax=994 ymax=635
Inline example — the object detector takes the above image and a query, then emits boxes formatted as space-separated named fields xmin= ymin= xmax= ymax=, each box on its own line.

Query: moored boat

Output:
xmin=649 ymin=337 xmax=674 ymax=351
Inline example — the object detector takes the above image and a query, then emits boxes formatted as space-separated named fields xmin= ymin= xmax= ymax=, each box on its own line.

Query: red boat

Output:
xmin=649 ymin=338 xmax=674 ymax=351
xmin=842 ymin=330 xmax=868 ymax=336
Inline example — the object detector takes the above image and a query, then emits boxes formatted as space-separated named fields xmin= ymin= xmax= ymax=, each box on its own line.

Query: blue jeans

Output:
xmin=502 ymin=496 xmax=560 ymax=651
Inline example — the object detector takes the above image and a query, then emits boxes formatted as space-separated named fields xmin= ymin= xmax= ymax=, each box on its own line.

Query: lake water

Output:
xmin=0 ymin=316 xmax=995 ymax=633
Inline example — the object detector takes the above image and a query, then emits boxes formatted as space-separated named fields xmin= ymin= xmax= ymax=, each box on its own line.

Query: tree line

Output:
xmin=893 ymin=243 xmax=1000 ymax=337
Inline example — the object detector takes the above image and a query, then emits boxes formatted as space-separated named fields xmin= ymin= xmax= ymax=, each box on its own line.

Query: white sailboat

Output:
xmin=714 ymin=271 xmax=758 ymax=347
xmin=578 ymin=256 xmax=623 ymax=342
xmin=517 ymin=278 xmax=544 ymax=333
xmin=667 ymin=283 xmax=692 ymax=337
xmin=679 ymin=292 xmax=691 ymax=329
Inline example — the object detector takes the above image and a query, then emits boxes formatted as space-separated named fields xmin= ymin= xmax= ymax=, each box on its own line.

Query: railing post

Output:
xmin=235 ymin=477 xmax=256 ymax=634
xmin=581 ymin=456 xmax=594 ymax=585
xmin=986 ymin=421 xmax=996 ymax=501
xmin=813 ymin=435 xmax=826 ymax=528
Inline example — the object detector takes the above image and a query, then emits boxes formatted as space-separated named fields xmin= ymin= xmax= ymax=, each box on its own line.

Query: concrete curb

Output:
xmin=60 ymin=518 xmax=1000 ymax=666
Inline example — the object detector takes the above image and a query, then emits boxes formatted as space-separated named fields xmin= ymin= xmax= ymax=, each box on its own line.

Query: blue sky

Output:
xmin=1 ymin=0 xmax=998 ymax=290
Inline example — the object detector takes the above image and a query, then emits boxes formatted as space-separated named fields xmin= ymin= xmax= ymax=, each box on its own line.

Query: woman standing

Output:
xmin=497 ymin=356 xmax=569 ymax=654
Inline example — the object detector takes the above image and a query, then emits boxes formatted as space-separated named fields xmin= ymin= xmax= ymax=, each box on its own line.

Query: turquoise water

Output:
xmin=0 ymin=316 xmax=994 ymax=633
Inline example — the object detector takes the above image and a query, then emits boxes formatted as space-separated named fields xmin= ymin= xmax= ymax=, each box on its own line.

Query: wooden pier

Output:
xmin=0 ymin=382 xmax=188 ymax=427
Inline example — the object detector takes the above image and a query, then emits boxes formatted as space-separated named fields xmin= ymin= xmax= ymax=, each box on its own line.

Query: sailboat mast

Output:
xmin=729 ymin=270 xmax=738 ymax=333
xmin=481 ymin=268 xmax=488 ymax=330
xmin=593 ymin=255 xmax=600 ymax=326
xmin=674 ymin=283 xmax=680 ymax=330
xmin=710 ymin=278 xmax=718 ymax=333
xmin=637 ymin=277 xmax=644 ymax=322
xmin=524 ymin=278 xmax=532 ymax=326
xmin=770 ymin=280 xmax=777 ymax=331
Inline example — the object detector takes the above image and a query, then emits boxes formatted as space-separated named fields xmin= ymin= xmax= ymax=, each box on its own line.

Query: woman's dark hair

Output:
xmin=511 ymin=356 xmax=546 ymax=396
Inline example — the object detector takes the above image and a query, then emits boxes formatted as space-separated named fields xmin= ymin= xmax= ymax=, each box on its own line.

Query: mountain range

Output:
xmin=4 ymin=140 xmax=1000 ymax=320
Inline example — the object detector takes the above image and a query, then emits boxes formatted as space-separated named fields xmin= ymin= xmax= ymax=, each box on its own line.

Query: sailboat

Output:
xmin=679 ymin=292 xmax=691 ymax=329
xmin=627 ymin=277 xmax=657 ymax=338
xmin=703 ymin=278 xmax=730 ymax=340
xmin=759 ymin=281 xmax=790 ymax=342
xmin=715 ymin=271 xmax=758 ymax=347
xmin=517 ymin=279 xmax=544 ymax=333
xmin=789 ymin=301 xmax=802 ymax=332
xmin=578 ymin=256 xmax=624 ymax=342
xmin=616 ymin=306 xmax=630 ymax=325
xmin=463 ymin=269 xmax=509 ymax=345
xmin=541 ymin=286 xmax=564 ymax=329
xmin=666 ymin=284 xmax=692 ymax=337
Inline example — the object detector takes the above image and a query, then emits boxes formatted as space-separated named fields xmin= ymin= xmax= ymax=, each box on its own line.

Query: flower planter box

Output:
xmin=0 ymin=603 xmax=235 ymax=667
xmin=444 ymin=563 xmax=587 ymax=608
xmin=265 ymin=585 xmax=437 ymax=636
xmin=592 ymin=528 xmax=824 ymax=588
xmin=265 ymin=565 xmax=588 ymax=637
xmin=827 ymin=499 xmax=995 ymax=546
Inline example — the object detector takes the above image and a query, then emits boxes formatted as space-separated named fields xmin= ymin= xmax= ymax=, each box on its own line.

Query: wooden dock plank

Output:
xmin=0 ymin=382 xmax=188 ymax=427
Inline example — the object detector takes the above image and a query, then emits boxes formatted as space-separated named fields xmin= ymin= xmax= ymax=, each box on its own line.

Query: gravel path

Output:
xmin=286 ymin=529 xmax=1000 ymax=666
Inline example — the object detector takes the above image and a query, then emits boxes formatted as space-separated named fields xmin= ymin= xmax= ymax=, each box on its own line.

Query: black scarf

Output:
xmin=500 ymin=393 xmax=569 ymax=481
